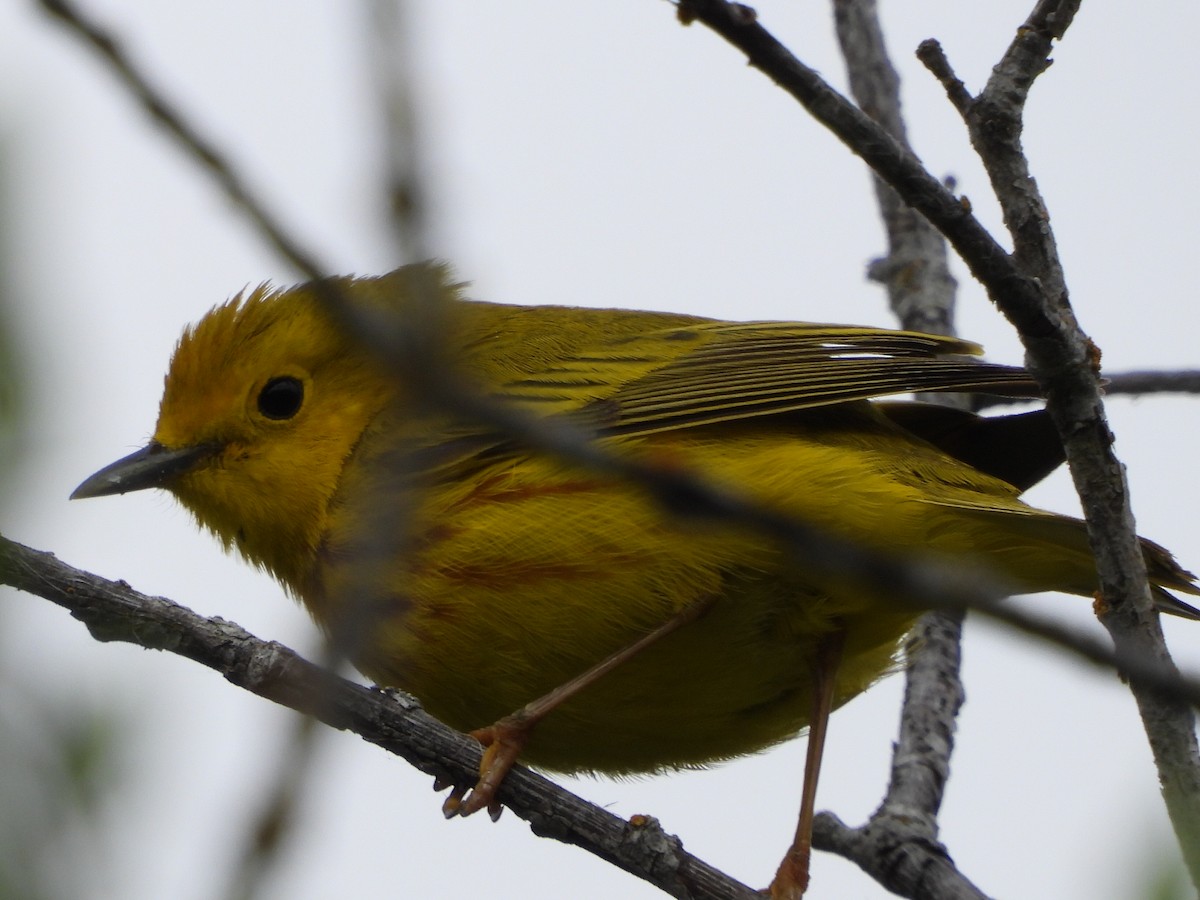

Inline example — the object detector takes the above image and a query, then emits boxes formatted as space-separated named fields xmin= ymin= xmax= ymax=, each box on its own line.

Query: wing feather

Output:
xmin=490 ymin=320 xmax=1038 ymax=436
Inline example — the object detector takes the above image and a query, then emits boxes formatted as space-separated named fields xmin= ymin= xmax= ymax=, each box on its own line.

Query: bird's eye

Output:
xmin=257 ymin=376 xmax=305 ymax=420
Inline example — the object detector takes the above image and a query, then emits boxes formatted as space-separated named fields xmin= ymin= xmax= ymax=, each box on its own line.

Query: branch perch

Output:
xmin=0 ymin=534 xmax=757 ymax=900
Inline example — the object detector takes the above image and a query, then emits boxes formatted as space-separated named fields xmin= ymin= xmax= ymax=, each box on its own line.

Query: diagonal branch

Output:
xmin=0 ymin=535 xmax=758 ymax=900
xmin=919 ymin=5 xmax=1200 ymax=881
xmin=38 ymin=0 xmax=334 ymax=285
xmin=675 ymin=0 xmax=1057 ymax=340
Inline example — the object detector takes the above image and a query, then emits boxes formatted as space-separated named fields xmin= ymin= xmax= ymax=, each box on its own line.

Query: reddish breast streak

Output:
xmin=460 ymin=473 xmax=604 ymax=507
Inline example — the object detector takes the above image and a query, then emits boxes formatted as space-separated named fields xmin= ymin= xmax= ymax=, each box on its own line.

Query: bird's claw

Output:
xmin=440 ymin=782 xmax=467 ymax=818
xmin=438 ymin=719 xmax=530 ymax=821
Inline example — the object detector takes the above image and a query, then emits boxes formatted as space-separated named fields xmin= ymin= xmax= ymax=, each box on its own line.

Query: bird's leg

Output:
xmin=443 ymin=597 xmax=713 ymax=820
xmin=768 ymin=628 xmax=845 ymax=899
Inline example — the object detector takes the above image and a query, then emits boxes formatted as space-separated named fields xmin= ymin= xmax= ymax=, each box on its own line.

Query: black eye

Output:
xmin=257 ymin=376 xmax=304 ymax=420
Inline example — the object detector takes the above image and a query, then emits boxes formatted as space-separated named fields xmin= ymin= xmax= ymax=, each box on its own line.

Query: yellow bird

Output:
xmin=72 ymin=263 xmax=1199 ymax=898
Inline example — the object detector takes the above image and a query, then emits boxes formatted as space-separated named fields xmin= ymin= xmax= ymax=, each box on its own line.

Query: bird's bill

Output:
xmin=71 ymin=441 xmax=218 ymax=499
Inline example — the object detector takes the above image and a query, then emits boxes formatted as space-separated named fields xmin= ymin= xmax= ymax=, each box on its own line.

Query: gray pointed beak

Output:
xmin=71 ymin=441 xmax=219 ymax=499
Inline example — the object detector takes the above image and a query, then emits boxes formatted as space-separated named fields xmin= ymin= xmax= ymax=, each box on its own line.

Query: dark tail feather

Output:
xmin=1143 ymin=535 xmax=1200 ymax=619
xmin=876 ymin=403 xmax=1065 ymax=491
xmin=1153 ymin=587 xmax=1200 ymax=620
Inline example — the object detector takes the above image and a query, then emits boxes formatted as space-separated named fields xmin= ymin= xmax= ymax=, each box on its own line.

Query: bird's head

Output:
xmin=71 ymin=274 xmax=408 ymax=586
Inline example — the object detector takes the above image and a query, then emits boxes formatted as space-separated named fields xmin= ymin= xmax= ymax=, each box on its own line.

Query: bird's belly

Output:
xmin=317 ymin=435 xmax=934 ymax=774
xmin=352 ymin=538 xmax=916 ymax=774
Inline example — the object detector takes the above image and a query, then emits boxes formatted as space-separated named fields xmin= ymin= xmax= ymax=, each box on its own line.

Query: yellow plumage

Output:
xmin=73 ymin=261 xmax=1198 ymax=779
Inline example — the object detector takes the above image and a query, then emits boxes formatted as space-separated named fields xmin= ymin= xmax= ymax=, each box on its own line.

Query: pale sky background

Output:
xmin=2 ymin=2 xmax=1199 ymax=898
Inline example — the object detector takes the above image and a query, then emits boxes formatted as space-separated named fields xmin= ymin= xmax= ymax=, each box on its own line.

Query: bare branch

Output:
xmin=834 ymin=0 xmax=958 ymax=338
xmin=365 ymin=0 xmax=433 ymax=262
xmin=913 ymin=40 xmax=972 ymax=117
xmin=674 ymin=0 xmax=1059 ymax=342
xmin=1103 ymin=370 xmax=1200 ymax=397
xmin=10 ymin=525 xmax=1200 ymax=897
xmin=943 ymin=1 xmax=1200 ymax=879
xmin=813 ymin=810 xmax=990 ymax=900
xmin=974 ymin=369 xmax=1200 ymax=410
xmin=0 ymin=535 xmax=757 ymax=900
xmin=38 ymin=0 xmax=333 ymax=285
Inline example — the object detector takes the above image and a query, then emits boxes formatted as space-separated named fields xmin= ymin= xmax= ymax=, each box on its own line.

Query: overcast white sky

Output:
xmin=3 ymin=2 xmax=1199 ymax=898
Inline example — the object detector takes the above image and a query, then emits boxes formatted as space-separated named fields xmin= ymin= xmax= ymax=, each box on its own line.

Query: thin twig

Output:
xmin=674 ymin=0 xmax=1059 ymax=341
xmin=365 ymin=0 xmax=431 ymax=262
xmin=38 ymin=0 xmax=333 ymax=285
xmin=914 ymin=39 xmax=972 ymax=116
xmin=1103 ymin=370 xmax=1200 ymax=397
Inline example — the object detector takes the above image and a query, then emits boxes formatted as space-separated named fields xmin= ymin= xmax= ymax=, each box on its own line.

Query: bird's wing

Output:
xmin=492 ymin=321 xmax=1039 ymax=437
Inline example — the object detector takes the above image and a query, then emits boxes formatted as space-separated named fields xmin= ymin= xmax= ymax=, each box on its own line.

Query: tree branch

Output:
xmin=38 ymin=0 xmax=334 ymax=285
xmin=1103 ymin=370 xmax=1200 ymax=397
xmin=0 ymin=535 xmax=757 ymax=900
xmin=674 ymin=0 xmax=1057 ymax=341
xmin=922 ymin=4 xmax=1200 ymax=881
xmin=833 ymin=0 xmax=958 ymax=338
xmin=813 ymin=810 xmax=990 ymax=900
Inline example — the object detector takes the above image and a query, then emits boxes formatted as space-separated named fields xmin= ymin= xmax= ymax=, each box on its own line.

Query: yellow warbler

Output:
xmin=72 ymin=263 xmax=1199 ymax=898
